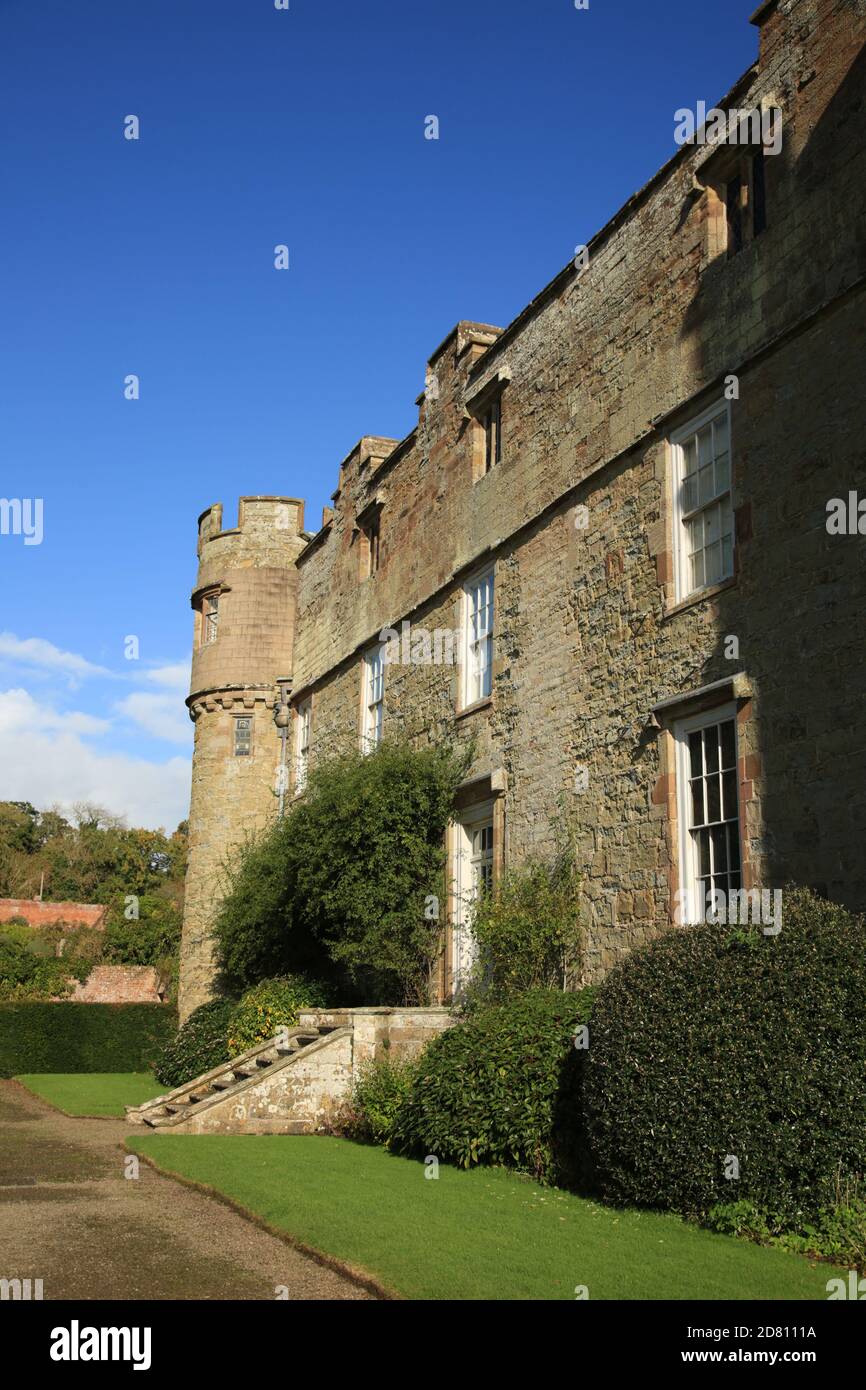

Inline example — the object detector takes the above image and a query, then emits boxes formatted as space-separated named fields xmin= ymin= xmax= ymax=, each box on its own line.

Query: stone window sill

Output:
xmin=663 ymin=576 xmax=737 ymax=621
xmin=455 ymin=696 xmax=493 ymax=722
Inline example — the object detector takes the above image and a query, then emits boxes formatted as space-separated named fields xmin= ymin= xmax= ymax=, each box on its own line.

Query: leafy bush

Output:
xmin=0 ymin=921 xmax=34 ymax=953
xmin=226 ymin=975 xmax=328 ymax=1057
xmin=215 ymin=740 xmax=471 ymax=1003
xmin=0 ymin=1002 xmax=176 ymax=1076
xmin=468 ymin=848 xmax=582 ymax=998
xmin=337 ymin=1052 xmax=420 ymax=1147
xmin=706 ymin=1196 xmax=866 ymax=1270
xmin=583 ymin=887 xmax=866 ymax=1221
xmin=0 ymin=935 xmax=90 ymax=1001
xmin=103 ymin=894 xmax=182 ymax=968
xmin=154 ymin=998 xmax=234 ymax=1089
xmin=392 ymin=988 xmax=595 ymax=1183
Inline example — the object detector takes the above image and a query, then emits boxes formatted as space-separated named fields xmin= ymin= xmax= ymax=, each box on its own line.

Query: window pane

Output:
xmin=723 ymin=769 xmax=738 ymax=820
xmin=690 ymin=779 xmax=704 ymax=827
xmin=705 ymin=725 xmax=719 ymax=773
xmin=698 ymin=427 xmax=713 ymax=467
xmin=728 ymin=823 xmax=741 ymax=873
xmin=690 ymin=548 xmax=705 ymax=590
xmin=698 ymin=828 xmax=711 ymax=878
xmin=689 ymin=730 xmax=703 ymax=779
xmin=698 ymin=464 xmax=715 ymax=506
xmin=480 ymin=635 xmax=492 ymax=697
xmin=707 ymin=774 xmax=721 ymax=823
xmin=711 ymin=824 xmax=728 ymax=873
xmin=705 ymin=540 xmax=722 ymax=586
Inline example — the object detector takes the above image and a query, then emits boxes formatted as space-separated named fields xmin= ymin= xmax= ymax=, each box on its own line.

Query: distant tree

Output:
xmin=0 ymin=801 xmax=40 ymax=855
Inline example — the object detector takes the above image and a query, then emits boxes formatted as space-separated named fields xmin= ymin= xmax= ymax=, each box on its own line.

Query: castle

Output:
xmin=178 ymin=0 xmax=866 ymax=1021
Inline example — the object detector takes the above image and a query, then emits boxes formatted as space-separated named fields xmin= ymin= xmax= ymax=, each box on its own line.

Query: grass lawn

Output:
xmin=128 ymin=1133 xmax=840 ymax=1301
xmin=16 ymin=1073 xmax=164 ymax=1117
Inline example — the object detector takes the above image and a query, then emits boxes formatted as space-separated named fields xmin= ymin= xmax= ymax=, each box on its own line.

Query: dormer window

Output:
xmin=466 ymin=373 xmax=509 ymax=482
xmin=482 ymin=396 xmax=501 ymax=474
xmin=357 ymin=505 xmax=382 ymax=579
xmin=697 ymin=111 xmax=777 ymax=262
xmin=722 ymin=149 xmax=766 ymax=256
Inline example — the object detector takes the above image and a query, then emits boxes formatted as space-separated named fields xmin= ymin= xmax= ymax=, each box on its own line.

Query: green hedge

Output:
xmin=392 ymin=989 xmax=595 ymax=1183
xmin=0 ymin=1003 xmax=176 ymax=1076
xmin=582 ymin=887 xmax=866 ymax=1221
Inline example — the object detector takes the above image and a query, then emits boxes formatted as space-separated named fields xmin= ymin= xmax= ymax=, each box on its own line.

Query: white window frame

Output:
xmin=461 ymin=568 xmax=494 ymax=708
xmin=295 ymin=698 xmax=311 ymax=793
xmin=674 ymin=701 xmax=741 ymax=926
xmin=362 ymin=645 xmax=385 ymax=750
xmin=670 ymin=400 xmax=734 ymax=602
xmin=451 ymin=800 xmax=495 ymax=995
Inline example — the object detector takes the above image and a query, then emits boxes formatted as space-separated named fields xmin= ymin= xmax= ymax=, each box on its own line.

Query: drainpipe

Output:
xmin=274 ymin=679 xmax=292 ymax=817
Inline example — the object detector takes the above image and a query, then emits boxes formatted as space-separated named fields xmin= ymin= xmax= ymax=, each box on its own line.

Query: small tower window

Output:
xmin=203 ymin=592 xmax=220 ymax=645
xmin=234 ymin=715 xmax=252 ymax=757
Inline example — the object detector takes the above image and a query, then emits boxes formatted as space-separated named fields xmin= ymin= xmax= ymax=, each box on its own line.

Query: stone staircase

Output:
xmin=126 ymin=1006 xmax=455 ymax=1136
xmin=126 ymin=1020 xmax=353 ymax=1135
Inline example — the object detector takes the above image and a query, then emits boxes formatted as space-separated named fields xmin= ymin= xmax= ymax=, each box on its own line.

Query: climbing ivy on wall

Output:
xmin=213 ymin=739 xmax=471 ymax=1005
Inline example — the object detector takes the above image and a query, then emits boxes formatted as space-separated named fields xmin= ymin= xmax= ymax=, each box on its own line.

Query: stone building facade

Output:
xmin=179 ymin=0 xmax=866 ymax=1019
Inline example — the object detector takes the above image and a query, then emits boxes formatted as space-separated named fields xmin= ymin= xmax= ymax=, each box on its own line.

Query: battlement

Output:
xmin=330 ymin=437 xmax=401 ymax=502
xmin=197 ymin=496 xmax=306 ymax=557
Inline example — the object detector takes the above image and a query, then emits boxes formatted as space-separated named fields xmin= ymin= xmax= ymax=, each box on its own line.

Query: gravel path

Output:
xmin=0 ymin=1080 xmax=375 ymax=1300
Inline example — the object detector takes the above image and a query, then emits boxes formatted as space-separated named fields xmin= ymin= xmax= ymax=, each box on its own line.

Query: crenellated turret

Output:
xmin=178 ymin=496 xmax=308 ymax=1020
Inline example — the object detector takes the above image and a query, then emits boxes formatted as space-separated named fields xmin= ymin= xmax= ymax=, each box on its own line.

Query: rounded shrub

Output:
xmin=154 ymin=998 xmax=234 ymax=1089
xmin=391 ymin=988 xmax=594 ymax=1183
xmin=226 ymin=974 xmax=328 ymax=1057
xmin=582 ymin=888 xmax=866 ymax=1220
xmin=339 ymin=1052 xmax=420 ymax=1147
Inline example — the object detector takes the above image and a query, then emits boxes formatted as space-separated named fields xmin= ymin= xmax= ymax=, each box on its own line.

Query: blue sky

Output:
xmin=0 ymin=0 xmax=759 ymax=829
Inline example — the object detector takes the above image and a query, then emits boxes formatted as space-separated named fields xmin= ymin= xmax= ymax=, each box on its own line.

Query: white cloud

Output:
xmin=116 ymin=690 xmax=192 ymax=745
xmin=0 ymin=689 xmax=190 ymax=831
xmin=0 ymin=632 xmax=112 ymax=681
xmin=141 ymin=661 xmax=190 ymax=692
xmin=0 ymin=687 xmax=109 ymax=737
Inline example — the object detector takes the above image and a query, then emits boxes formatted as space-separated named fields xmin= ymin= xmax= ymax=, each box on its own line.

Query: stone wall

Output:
xmin=288 ymin=0 xmax=866 ymax=984
xmin=0 ymin=899 xmax=107 ymax=930
xmin=63 ymin=966 xmax=166 ymax=1005
xmin=298 ymin=1007 xmax=455 ymax=1084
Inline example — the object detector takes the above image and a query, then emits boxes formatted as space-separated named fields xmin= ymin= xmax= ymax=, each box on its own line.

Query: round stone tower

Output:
xmin=179 ymin=496 xmax=308 ymax=1021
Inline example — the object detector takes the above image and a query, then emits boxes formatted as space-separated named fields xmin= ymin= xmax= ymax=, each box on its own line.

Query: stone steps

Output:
xmin=125 ymin=1025 xmax=345 ymax=1134
xmin=125 ymin=1008 xmax=454 ymax=1135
